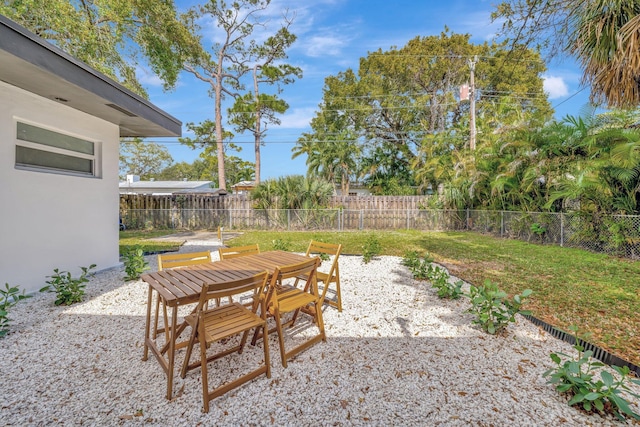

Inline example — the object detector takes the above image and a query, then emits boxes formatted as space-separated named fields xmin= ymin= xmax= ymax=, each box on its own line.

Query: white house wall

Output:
xmin=0 ymin=81 xmax=120 ymax=295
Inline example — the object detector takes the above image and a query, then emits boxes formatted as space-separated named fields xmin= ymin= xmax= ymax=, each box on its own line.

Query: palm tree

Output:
xmin=571 ymin=0 xmax=640 ymax=108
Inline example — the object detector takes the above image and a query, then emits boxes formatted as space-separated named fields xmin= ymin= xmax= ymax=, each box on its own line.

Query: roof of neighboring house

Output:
xmin=119 ymin=180 xmax=227 ymax=195
xmin=0 ymin=14 xmax=181 ymax=137
xmin=231 ymin=180 xmax=256 ymax=188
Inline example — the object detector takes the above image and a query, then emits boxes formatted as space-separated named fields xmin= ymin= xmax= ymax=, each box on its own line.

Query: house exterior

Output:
xmin=0 ymin=15 xmax=181 ymax=294
xmin=119 ymin=175 xmax=226 ymax=195
xmin=231 ymin=180 xmax=256 ymax=195
xmin=334 ymin=183 xmax=372 ymax=197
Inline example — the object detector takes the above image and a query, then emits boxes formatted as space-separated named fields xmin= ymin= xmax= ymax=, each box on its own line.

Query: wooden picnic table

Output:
xmin=141 ymin=250 xmax=310 ymax=399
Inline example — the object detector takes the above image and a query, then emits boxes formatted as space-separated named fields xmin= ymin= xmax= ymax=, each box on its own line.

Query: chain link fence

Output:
xmin=121 ymin=208 xmax=640 ymax=259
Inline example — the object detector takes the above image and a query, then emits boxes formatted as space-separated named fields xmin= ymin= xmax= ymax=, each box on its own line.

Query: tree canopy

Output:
xmin=1 ymin=0 xmax=199 ymax=96
xmin=295 ymin=31 xmax=552 ymax=194
xmin=493 ymin=0 xmax=640 ymax=108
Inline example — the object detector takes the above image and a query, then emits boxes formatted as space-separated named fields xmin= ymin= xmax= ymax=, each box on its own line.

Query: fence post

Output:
xmin=466 ymin=208 xmax=470 ymax=230
xmin=560 ymin=213 xmax=564 ymax=247
xmin=501 ymin=211 xmax=504 ymax=238
xmin=406 ymin=209 xmax=410 ymax=229
xmin=360 ymin=210 xmax=364 ymax=230
xmin=287 ymin=209 xmax=291 ymax=230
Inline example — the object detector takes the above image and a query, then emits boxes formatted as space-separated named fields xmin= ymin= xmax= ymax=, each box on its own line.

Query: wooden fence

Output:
xmin=119 ymin=194 xmax=431 ymax=212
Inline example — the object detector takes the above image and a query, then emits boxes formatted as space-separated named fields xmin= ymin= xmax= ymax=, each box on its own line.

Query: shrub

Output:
xmin=466 ymin=280 xmax=532 ymax=334
xmin=362 ymin=235 xmax=381 ymax=264
xmin=123 ymin=246 xmax=149 ymax=281
xmin=543 ymin=326 xmax=640 ymax=421
xmin=40 ymin=264 xmax=96 ymax=306
xmin=0 ymin=283 xmax=31 ymax=338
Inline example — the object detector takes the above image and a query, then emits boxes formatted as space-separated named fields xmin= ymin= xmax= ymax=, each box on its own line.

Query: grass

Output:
xmin=226 ymin=229 xmax=640 ymax=366
xmin=118 ymin=230 xmax=183 ymax=255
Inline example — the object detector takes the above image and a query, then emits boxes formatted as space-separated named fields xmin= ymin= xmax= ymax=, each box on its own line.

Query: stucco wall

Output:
xmin=0 ymin=81 xmax=120 ymax=295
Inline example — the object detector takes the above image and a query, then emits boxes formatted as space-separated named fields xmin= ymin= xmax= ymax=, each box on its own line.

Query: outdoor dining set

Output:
xmin=140 ymin=241 xmax=343 ymax=412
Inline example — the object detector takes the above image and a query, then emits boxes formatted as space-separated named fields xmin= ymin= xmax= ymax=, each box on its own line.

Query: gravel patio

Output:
xmin=1 ymin=240 xmax=639 ymax=426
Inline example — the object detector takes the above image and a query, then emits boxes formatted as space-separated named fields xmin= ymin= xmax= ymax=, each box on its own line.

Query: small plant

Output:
xmin=123 ymin=246 xmax=149 ymax=281
xmin=467 ymin=280 xmax=532 ymax=334
xmin=40 ymin=264 xmax=97 ymax=306
xmin=543 ymin=326 xmax=640 ymax=421
xmin=272 ymin=238 xmax=291 ymax=251
xmin=362 ymin=235 xmax=381 ymax=264
xmin=402 ymin=251 xmax=421 ymax=270
xmin=0 ymin=283 xmax=31 ymax=338
xmin=402 ymin=252 xmax=436 ymax=279
xmin=530 ymin=222 xmax=547 ymax=242
xmin=429 ymin=267 xmax=464 ymax=299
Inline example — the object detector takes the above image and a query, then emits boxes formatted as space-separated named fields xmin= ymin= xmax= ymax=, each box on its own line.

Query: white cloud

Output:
xmin=136 ymin=67 xmax=163 ymax=87
xmin=543 ymin=75 xmax=569 ymax=99
xmin=278 ymin=107 xmax=316 ymax=128
xmin=302 ymin=35 xmax=349 ymax=57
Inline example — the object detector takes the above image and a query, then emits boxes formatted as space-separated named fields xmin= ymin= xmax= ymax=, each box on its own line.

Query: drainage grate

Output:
xmin=522 ymin=314 xmax=640 ymax=378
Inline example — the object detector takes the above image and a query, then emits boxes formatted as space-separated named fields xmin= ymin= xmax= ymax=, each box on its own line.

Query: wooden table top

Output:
xmin=141 ymin=251 xmax=310 ymax=307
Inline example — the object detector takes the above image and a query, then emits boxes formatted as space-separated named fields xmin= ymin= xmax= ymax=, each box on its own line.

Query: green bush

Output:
xmin=0 ymin=283 xmax=31 ymax=338
xmin=362 ymin=235 xmax=381 ymax=264
xmin=466 ymin=280 xmax=532 ymax=334
xmin=123 ymin=246 xmax=149 ymax=281
xmin=543 ymin=326 xmax=640 ymax=421
xmin=40 ymin=264 xmax=96 ymax=306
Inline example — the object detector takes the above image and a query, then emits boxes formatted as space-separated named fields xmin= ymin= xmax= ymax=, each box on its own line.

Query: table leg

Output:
xmin=143 ymin=284 xmax=153 ymax=361
xmin=166 ymin=305 xmax=178 ymax=400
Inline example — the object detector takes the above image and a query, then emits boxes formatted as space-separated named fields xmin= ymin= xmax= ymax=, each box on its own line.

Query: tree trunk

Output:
xmin=253 ymin=66 xmax=261 ymax=184
xmin=215 ymin=79 xmax=226 ymax=190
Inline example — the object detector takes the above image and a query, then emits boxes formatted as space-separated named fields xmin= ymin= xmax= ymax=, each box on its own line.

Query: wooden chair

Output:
xmin=296 ymin=241 xmax=343 ymax=312
xmin=253 ymin=257 xmax=325 ymax=368
xmin=153 ymin=251 xmax=214 ymax=342
xmin=180 ymin=270 xmax=271 ymax=413
xmin=158 ymin=251 xmax=213 ymax=270
xmin=218 ymin=244 xmax=260 ymax=260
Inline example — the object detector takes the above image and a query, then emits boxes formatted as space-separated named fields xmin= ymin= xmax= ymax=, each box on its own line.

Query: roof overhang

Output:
xmin=0 ymin=14 xmax=181 ymax=138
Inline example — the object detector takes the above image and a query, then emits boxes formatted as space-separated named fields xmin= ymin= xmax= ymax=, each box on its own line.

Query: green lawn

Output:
xmin=120 ymin=228 xmax=640 ymax=366
xmin=228 ymin=229 xmax=640 ymax=366
xmin=118 ymin=230 xmax=183 ymax=255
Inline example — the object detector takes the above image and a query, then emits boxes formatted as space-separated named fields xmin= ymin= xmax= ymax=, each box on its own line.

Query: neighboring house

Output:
xmin=0 ymin=15 xmax=181 ymax=294
xmin=334 ymin=183 xmax=372 ymax=197
xmin=231 ymin=180 xmax=256 ymax=195
xmin=119 ymin=175 xmax=226 ymax=195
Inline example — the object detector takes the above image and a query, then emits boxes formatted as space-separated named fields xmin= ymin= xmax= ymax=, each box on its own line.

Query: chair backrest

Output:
xmin=266 ymin=257 xmax=320 ymax=304
xmin=306 ymin=241 xmax=342 ymax=281
xmin=198 ymin=270 xmax=269 ymax=309
xmin=157 ymin=251 xmax=212 ymax=271
xmin=218 ymin=244 xmax=260 ymax=260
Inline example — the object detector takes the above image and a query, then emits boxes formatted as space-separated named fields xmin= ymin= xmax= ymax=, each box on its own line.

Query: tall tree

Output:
xmin=181 ymin=0 xmax=290 ymax=190
xmin=296 ymin=31 xmax=551 ymax=194
xmin=493 ymin=0 xmax=640 ymax=108
xmin=178 ymin=120 xmax=255 ymax=187
xmin=1 ymin=0 xmax=199 ymax=95
xmin=228 ymin=19 xmax=302 ymax=184
xmin=119 ymin=140 xmax=173 ymax=180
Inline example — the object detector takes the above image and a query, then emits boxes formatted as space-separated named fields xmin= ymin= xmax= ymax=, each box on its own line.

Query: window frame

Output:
xmin=14 ymin=120 xmax=101 ymax=178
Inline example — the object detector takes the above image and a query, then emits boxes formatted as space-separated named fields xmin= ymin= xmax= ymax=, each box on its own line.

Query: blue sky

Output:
xmin=141 ymin=0 xmax=590 ymax=181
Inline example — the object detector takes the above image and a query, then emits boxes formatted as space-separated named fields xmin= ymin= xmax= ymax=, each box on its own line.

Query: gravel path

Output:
xmin=1 ymin=242 xmax=639 ymax=426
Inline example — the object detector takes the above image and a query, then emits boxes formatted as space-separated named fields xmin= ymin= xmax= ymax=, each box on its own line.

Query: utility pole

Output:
xmin=468 ymin=55 xmax=477 ymax=150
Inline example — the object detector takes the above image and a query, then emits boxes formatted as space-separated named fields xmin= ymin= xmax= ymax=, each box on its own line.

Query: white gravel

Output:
xmin=1 ymin=241 xmax=639 ymax=426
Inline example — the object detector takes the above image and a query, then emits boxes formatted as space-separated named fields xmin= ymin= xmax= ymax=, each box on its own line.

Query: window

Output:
xmin=15 ymin=122 xmax=100 ymax=177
